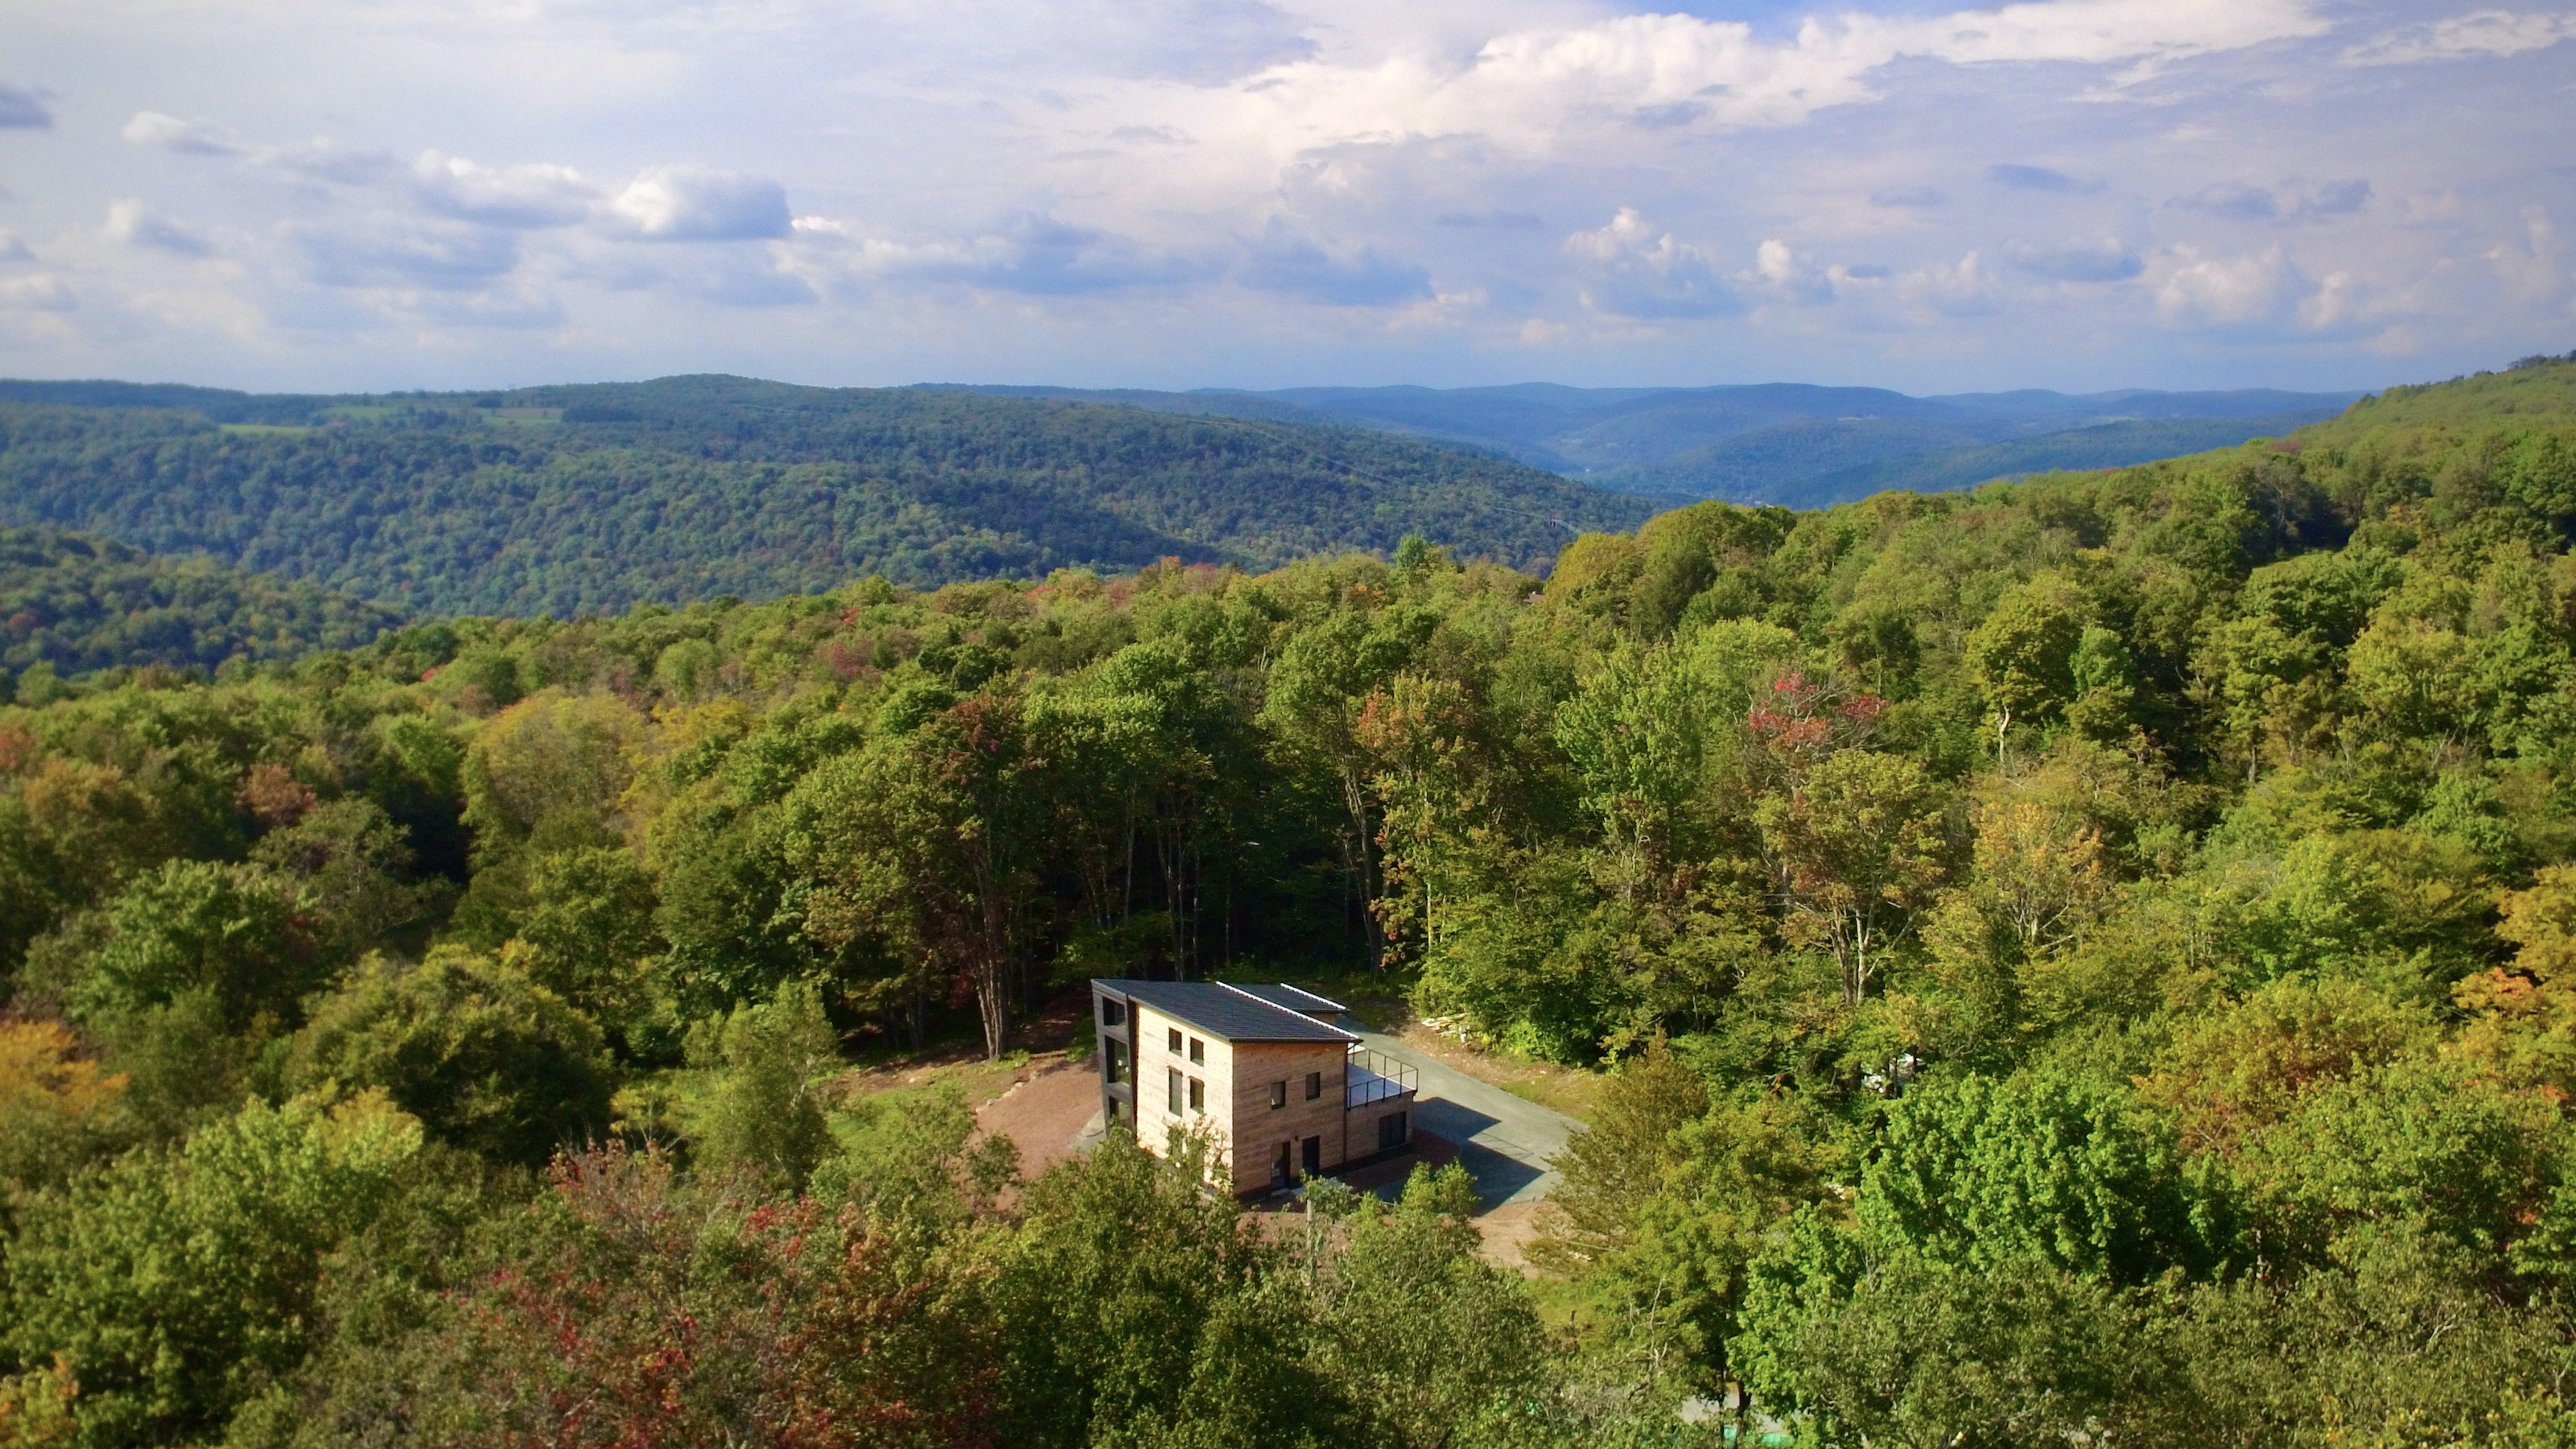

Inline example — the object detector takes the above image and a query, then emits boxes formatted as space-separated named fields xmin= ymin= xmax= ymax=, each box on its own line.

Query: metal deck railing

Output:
xmin=1346 ymin=1047 xmax=1417 ymax=1109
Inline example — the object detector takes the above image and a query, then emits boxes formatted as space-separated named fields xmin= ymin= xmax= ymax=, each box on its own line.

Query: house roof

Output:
xmin=1221 ymin=982 xmax=1347 ymax=1018
xmin=1094 ymin=980 xmax=1358 ymax=1043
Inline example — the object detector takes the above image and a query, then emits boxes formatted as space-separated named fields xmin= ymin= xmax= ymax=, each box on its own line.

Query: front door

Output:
xmin=1300 ymin=1136 xmax=1321 ymax=1176
xmin=1378 ymin=1110 xmax=1408 ymax=1153
xmin=1272 ymin=1141 xmax=1292 ymax=1188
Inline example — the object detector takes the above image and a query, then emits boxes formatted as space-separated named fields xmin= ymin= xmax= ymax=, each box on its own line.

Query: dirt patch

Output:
xmin=971 ymin=1055 xmax=1100 ymax=1178
xmin=1470 ymin=1199 xmax=1549 ymax=1275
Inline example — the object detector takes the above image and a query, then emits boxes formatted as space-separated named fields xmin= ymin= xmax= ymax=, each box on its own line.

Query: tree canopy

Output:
xmin=6 ymin=357 xmax=2576 ymax=1447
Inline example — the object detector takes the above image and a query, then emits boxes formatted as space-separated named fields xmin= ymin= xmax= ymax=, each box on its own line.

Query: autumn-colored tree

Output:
xmin=1756 ymin=749 xmax=1948 ymax=1006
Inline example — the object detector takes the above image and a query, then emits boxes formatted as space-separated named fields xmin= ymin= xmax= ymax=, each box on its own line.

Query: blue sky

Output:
xmin=0 ymin=0 xmax=2570 ymax=394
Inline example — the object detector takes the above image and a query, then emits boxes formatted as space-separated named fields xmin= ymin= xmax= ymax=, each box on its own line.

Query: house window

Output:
xmin=1188 ymin=1077 xmax=1205 ymax=1114
xmin=1168 ymin=1067 xmax=1183 ymax=1115
xmin=1188 ymin=1037 xmax=1205 ymax=1064
xmin=1100 ymin=999 xmax=1126 ymax=1026
xmin=1167 ymin=1027 xmax=1183 ymax=1053
xmin=1106 ymin=1038 xmax=1128 ymax=1084
xmin=1304 ymin=1071 xmax=1321 ymax=1101
xmin=1270 ymin=1080 xmax=1286 ymax=1110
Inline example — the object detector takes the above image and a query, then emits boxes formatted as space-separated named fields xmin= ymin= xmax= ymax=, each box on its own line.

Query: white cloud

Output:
xmin=1753 ymin=238 xmax=1836 ymax=303
xmin=105 ymin=200 xmax=214 ymax=256
xmin=2156 ymin=245 xmax=2302 ymax=328
xmin=1896 ymin=251 xmax=2004 ymax=317
xmin=411 ymin=151 xmax=596 ymax=229
xmin=1449 ymin=0 xmax=2326 ymax=138
xmin=610 ymin=167 xmax=789 ymax=242
xmin=1568 ymin=208 xmax=1744 ymax=319
xmin=2344 ymin=10 xmax=2576 ymax=64
xmin=121 ymin=110 xmax=249 ymax=157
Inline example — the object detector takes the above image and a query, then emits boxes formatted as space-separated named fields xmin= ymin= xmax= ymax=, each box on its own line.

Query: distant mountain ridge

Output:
xmin=0 ymin=375 xmax=1651 ymax=617
xmin=938 ymin=379 xmax=2363 ymax=506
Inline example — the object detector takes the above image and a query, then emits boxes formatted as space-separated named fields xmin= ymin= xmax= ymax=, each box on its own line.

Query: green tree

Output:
xmin=1320 ymin=1164 xmax=1548 ymax=1449
xmin=1553 ymin=643 xmax=1715 ymax=902
xmin=1756 ymin=749 xmax=1947 ymax=1006
xmin=0 ymin=1092 xmax=422 ymax=1449
xmin=1531 ymin=1041 xmax=1709 ymax=1274
xmin=282 ymin=947 xmax=616 ymax=1166
xmin=1859 ymin=1065 xmax=2217 ymax=1283
xmin=1260 ymin=601 xmax=1434 ymax=968
xmin=1962 ymin=572 xmax=2088 ymax=760
xmin=510 ymin=844 xmax=659 ymax=1024
xmin=61 ymin=860 xmax=312 ymax=1030
xmin=684 ymin=979 xmax=840 ymax=1191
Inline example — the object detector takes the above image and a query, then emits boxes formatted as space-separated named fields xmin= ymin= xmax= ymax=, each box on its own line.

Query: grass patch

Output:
xmin=1498 ymin=1071 xmax=1606 ymax=1122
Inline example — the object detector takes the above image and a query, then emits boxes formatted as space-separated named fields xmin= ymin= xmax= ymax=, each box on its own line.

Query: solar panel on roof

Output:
xmin=1090 ymin=980 xmax=1358 ymax=1042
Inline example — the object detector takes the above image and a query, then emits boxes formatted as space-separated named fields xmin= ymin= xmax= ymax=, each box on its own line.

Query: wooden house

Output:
xmin=1089 ymin=980 xmax=1420 ymax=1195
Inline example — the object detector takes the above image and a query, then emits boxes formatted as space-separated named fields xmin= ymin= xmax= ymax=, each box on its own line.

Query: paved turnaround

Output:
xmin=1347 ymin=1026 xmax=1579 ymax=1209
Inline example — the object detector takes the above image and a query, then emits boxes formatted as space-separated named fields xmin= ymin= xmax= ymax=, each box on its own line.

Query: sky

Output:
xmin=0 ymin=0 xmax=2571 ymax=396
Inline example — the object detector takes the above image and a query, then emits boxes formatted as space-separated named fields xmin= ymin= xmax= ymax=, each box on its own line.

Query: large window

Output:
xmin=1106 ymin=1038 xmax=1128 ymax=1085
xmin=1099 ymin=998 xmax=1126 ymax=1026
xmin=1168 ymin=1067 xmax=1183 ymax=1115
xmin=1188 ymin=1077 xmax=1205 ymax=1114
xmin=1378 ymin=1111 xmax=1408 ymax=1152
xmin=1167 ymin=1027 xmax=1183 ymax=1054
xmin=1269 ymin=1080 xmax=1286 ymax=1110
xmin=1188 ymin=1037 xmax=1205 ymax=1064
xmin=1304 ymin=1071 xmax=1321 ymax=1101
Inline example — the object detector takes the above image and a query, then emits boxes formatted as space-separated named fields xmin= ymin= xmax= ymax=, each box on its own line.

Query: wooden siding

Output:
xmin=1229 ymin=1040 xmax=1354 ymax=1191
xmin=1129 ymin=1004 xmax=1237 ymax=1183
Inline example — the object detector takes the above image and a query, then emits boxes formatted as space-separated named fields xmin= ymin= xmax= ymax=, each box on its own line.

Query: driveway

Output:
xmin=1347 ymin=1025 xmax=1579 ymax=1209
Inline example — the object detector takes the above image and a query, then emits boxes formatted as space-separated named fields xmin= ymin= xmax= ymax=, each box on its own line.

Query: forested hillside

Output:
xmin=976 ymin=378 xmax=2360 ymax=504
xmin=0 ymin=378 xmax=1649 ymax=615
xmin=0 ymin=526 xmax=398 ymax=686
xmin=6 ymin=357 xmax=2576 ymax=1446
xmin=1605 ymin=410 xmax=2333 ymax=506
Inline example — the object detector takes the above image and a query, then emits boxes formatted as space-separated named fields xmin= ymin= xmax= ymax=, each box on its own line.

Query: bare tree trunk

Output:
xmin=1342 ymin=767 xmax=1383 ymax=970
